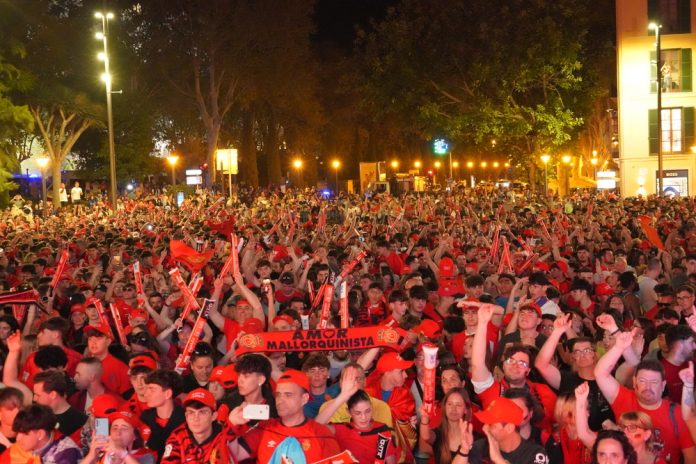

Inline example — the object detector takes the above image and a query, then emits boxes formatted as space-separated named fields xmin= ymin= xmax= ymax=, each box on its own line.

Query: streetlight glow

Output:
xmin=434 ymin=161 xmax=441 ymax=169
xmin=95 ymin=32 xmax=104 ymax=40
xmin=452 ymin=161 xmax=459 ymax=168
xmin=481 ymin=162 xmax=487 ymax=168
xmin=467 ymin=161 xmax=474 ymax=168
xmin=166 ymin=154 xmax=179 ymax=166
xmin=331 ymin=159 xmax=340 ymax=169
xmin=590 ymin=158 xmax=598 ymax=166
xmin=540 ymin=155 xmax=551 ymax=164
xmin=292 ymin=159 xmax=303 ymax=169
xmin=493 ymin=161 xmax=499 ymax=168
xmin=414 ymin=161 xmax=422 ymax=169
xmin=561 ymin=155 xmax=572 ymax=164
xmin=100 ymin=73 xmax=111 ymax=84
xmin=36 ymin=156 xmax=49 ymax=169
xmin=96 ymin=11 xmax=118 ymax=209
xmin=504 ymin=162 xmax=510 ymax=168
xmin=390 ymin=160 xmax=399 ymax=169
xmin=97 ymin=52 xmax=106 ymax=61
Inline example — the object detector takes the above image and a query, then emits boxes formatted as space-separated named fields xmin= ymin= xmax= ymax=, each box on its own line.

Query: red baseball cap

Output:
xmin=70 ymin=304 xmax=86 ymax=314
xmin=84 ymin=324 xmax=113 ymax=340
xmin=595 ymin=283 xmax=614 ymax=296
xmin=276 ymin=368 xmax=310 ymax=392
xmin=414 ymin=319 xmax=442 ymax=339
xmin=439 ymin=257 xmax=455 ymax=278
xmin=129 ymin=354 xmax=157 ymax=371
xmin=90 ymin=394 xmax=121 ymax=418
xmin=210 ymin=364 xmax=238 ymax=388
xmin=519 ymin=302 xmax=542 ymax=317
xmin=184 ymin=388 xmax=217 ymax=410
xmin=438 ymin=278 xmax=465 ymax=297
xmin=376 ymin=352 xmax=414 ymax=374
xmin=129 ymin=309 xmax=149 ymax=321
xmin=474 ymin=397 xmax=524 ymax=425
xmin=242 ymin=317 xmax=265 ymax=334
xmin=272 ymin=315 xmax=295 ymax=327
xmin=109 ymin=410 xmax=142 ymax=429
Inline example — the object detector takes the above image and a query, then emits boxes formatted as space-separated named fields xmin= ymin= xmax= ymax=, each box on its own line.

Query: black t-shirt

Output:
xmin=181 ymin=373 xmax=207 ymax=394
xmin=56 ymin=406 xmax=88 ymax=438
xmin=469 ymin=436 xmax=549 ymax=464
xmin=558 ymin=371 xmax=614 ymax=431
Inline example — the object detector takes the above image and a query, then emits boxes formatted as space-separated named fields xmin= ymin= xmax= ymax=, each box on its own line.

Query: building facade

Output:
xmin=617 ymin=0 xmax=696 ymax=196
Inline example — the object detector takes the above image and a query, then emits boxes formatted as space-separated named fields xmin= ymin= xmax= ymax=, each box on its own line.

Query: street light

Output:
xmin=481 ymin=161 xmax=487 ymax=168
xmin=292 ymin=159 xmax=303 ymax=187
xmin=331 ymin=159 xmax=340 ymax=191
xmin=590 ymin=156 xmax=599 ymax=180
xmin=167 ymin=154 xmax=179 ymax=185
xmin=95 ymin=11 xmax=118 ymax=209
xmin=36 ymin=156 xmax=50 ymax=210
xmin=561 ymin=155 xmax=572 ymax=196
xmin=391 ymin=160 xmax=399 ymax=170
xmin=414 ymin=160 xmax=422 ymax=175
xmin=466 ymin=161 xmax=474 ymax=169
xmin=650 ymin=22 xmax=664 ymax=195
xmin=493 ymin=161 xmax=499 ymax=168
xmin=540 ymin=154 xmax=551 ymax=196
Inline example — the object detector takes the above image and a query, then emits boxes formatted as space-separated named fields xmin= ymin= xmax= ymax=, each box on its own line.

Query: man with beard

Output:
xmin=595 ymin=329 xmax=696 ymax=463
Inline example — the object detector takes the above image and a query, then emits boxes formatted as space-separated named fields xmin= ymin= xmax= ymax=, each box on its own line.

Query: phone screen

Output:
xmin=95 ymin=418 xmax=109 ymax=437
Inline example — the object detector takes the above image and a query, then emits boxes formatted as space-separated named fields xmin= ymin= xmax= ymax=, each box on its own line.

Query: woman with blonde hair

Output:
xmin=618 ymin=411 xmax=667 ymax=464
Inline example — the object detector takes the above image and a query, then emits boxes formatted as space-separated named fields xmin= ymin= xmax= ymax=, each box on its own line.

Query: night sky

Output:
xmin=313 ymin=0 xmax=397 ymax=50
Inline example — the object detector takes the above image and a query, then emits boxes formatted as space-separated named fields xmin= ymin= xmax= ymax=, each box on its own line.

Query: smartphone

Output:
xmin=243 ymin=404 xmax=270 ymax=421
xmin=95 ymin=417 xmax=109 ymax=437
xmin=112 ymin=256 xmax=122 ymax=266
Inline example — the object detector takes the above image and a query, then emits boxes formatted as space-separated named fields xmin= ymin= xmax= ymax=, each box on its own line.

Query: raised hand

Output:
xmin=339 ymin=366 xmax=360 ymax=398
xmin=614 ymin=329 xmax=635 ymax=351
xmin=458 ymin=419 xmax=474 ymax=453
xmin=553 ymin=313 xmax=572 ymax=334
xmin=595 ymin=314 xmax=619 ymax=333
xmin=575 ymin=381 xmax=590 ymax=402
xmin=6 ymin=331 xmax=21 ymax=353
xmin=680 ymin=361 xmax=695 ymax=388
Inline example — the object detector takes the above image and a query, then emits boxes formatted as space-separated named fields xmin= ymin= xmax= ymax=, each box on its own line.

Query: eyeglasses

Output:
xmin=504 ymin=358 xmax=529 ymax=369
xmin=193 ymin=343 xmax=213 ymax=356
xmin=620 ymin=424 xmax=645 ymax=433
xmin=572 ymin=348 xmax=595 ymax=357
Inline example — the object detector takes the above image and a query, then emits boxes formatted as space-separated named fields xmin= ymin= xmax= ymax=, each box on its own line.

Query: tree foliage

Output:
xmin=357 ymin=0 xmax=613 ymax=180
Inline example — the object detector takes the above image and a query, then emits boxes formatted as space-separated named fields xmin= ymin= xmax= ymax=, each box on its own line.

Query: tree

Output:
xmin=358 ymin=0 xmax=613 ymax=183
xmin=0 ymin=2 xmax=35 ymax=206
xmin=6 ymin=0 xmax=105 ymax=207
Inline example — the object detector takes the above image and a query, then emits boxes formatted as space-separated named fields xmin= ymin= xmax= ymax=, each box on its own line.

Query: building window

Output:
xmin=650 ymin=49 xmax=692 ymax=93
xmin=661 ymin=107 xmax=682 ymax=152
xmin=649 ymin=107 xmax=695 ymax=154
xmin=648 ymin=0 xmax=690 ymax=34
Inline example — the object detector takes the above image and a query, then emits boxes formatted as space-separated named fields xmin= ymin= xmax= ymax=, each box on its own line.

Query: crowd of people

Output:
xmin=0 ymin=185 xmax=694 ymax=464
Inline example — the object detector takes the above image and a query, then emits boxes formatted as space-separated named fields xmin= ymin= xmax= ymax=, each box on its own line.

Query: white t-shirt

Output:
xmin=59 ymin=187 xmax=68 ymax=202
xmin=71 ymin=186 xmax=83 ymax=201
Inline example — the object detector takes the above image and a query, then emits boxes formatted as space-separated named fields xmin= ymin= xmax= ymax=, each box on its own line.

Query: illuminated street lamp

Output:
xmin=466 ymin=161 xmax=474 ymax=169
xmin=36 ymin=156 xmax=50 ymax=208
xmin=481 ymin=161 xmax=487 ymax=168
xmin=649 ymin=22 xmax=664 ymax=195
xmin=452 ymin=161 xmax=459 ymax=180
xmin=95 ymin=11 xmax=117 ymax=209
xmin=391 ymin=160 xmax=399 ymax=170
xmin=493 ymin=161 xmax=499 ymax=168
xmin=540 ymin=154 xmax=551 ymax=196
xmin=292 ymin=159 xmax=303 ymax=187
xmin=561 ymin=155 xmax=572 ymax=196
xmin=590 ymin=156 xmax=599 ymax=180
xmin=331 ymin=159 xmax=341 ymax=191
xmin=167 ymin=154 xmax=179 ymax=185
xmin=414 ymin=160 xmax=422 ymax=174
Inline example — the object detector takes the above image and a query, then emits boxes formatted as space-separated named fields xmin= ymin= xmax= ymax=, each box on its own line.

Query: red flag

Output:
xmin=639 ymin=215 xmax=665 ymax=250
xmin=169 ymin=240 xmax=214 ymax=273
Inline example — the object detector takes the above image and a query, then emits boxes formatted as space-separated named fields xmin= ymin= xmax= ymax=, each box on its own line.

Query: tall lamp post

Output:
xmin=650 ymin=22 xmax=663 ymax=195
xmin=331 ymin=160 xmax=340 ymax=192
xmin=434 ymin=161 xmax=442 ymax=185
xmin=36 ymin=156 xmax=50 ymax=211
xmin=95 ymin=11 xmax=118 ymax=209
xmin=540 ymin=154 xmax=551 ymax=196
xmin=590 ymin=150 xmax=599 ymax=181
xmin=167 ymin=154 xmax=179 ymax=186
xmin=561 ymin=155 xmax=572 ymax=196
xmin=292 ymin=159 xmax=303 ymax=187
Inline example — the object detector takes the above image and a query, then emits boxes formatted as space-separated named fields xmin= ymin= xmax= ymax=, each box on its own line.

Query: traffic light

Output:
xmin=199 ymin=163 xmax=209 ymax=171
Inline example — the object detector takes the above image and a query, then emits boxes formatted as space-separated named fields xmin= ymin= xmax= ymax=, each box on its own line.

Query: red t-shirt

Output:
xmin=223 ymin=318 xmax=241 ymax=351
xmin=240 ymin=418 xmax=340 ymax=463
xmin=21 ymin=346 xmax=82 ymax=388
xmin=611 ymin=385 xmax=694 ymax=463
xmin=274 ymin=289 xmax=303 ymax=304
xmin=661 ymin=357 xmax=688 ymax=404
xmin=477 ymin=378 xmax=557 ymax=431
xmin=332 ymin=422 xmax=399 ymax=464
xmin=101 ymin=354 xmax=131 ymax=395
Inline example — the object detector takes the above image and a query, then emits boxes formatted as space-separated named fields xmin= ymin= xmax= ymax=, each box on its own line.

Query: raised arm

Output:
xmin=471 ymin=303 xmax=495 ymax=383
xmin=233 ymin=270 xmax=265 ymax=323
xmin=535 ymin=314 xmax=573 ymax=390
xmin=3 ymin=332 xmax=32 ymax=404
xmin=594 ymin=329 xmax=636 ymax=404
xmin=575 ymin=382 xmax=598 ymax=448
xmin=314 ymin=366 xmax=359 ymax=426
